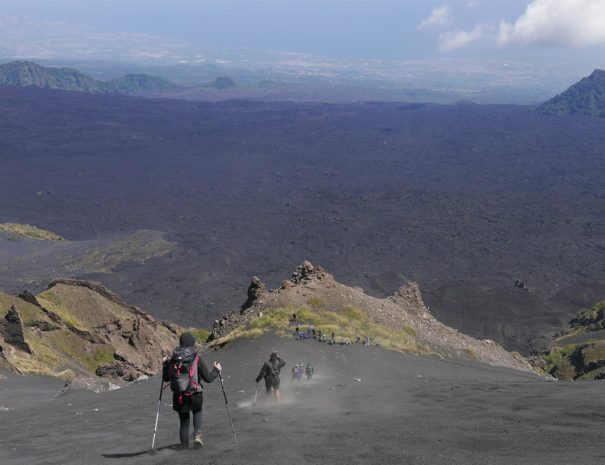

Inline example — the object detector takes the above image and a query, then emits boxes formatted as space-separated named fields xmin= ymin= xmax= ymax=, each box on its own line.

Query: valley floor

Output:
xmin=1 ymin=336 xmax=604 ymax=465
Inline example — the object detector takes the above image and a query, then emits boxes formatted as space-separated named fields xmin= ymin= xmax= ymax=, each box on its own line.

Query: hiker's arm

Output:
xmin=256 ymin=364 xmax=266 ymax=382
xmin=162 ymin=358 xmax=171 ymax=382
xmin=199 ymin=357 xmax=219 ymax=383
xmin=278 ymin=358 xmax=286 ymax=369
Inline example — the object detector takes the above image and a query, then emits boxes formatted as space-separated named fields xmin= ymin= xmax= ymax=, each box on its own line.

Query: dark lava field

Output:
xmin=2 ymin=87 xmax=605 ymax=352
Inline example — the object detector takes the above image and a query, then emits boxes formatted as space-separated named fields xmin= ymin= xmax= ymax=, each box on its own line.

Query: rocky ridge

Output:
xmin=0 ymin=279 xmax=180 ymax=386
xmin=212 ymin=261 xmax=532 ymax=372
xmin=0 ymin=61 xmax=178 ymax=95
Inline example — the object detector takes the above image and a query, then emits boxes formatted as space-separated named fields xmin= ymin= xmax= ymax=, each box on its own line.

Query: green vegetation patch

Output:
xmin=544 ymin=341 xmax=605 ymax=381
xmin=70 ymin=230 xmax=175 ymax=273
xmin=211 ymin=304 xmax=418 ymax=353
xmin=36 ymin=284 xmax=132 ymax=330
xmin=570 ymin=300 xmax=605 ymax=332
xmin=0 ymin=292 xmax=50 ymax=326
xmin=0 ymin=223 xmax=65 ymax=241
xmin=189 ymin=328 xmax=212 ymax=344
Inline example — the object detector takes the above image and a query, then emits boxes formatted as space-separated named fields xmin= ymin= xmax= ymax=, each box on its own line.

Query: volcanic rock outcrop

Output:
xmin=0 ymin=280 xmax=180 ymax=382
xmin=212 ymin=261 xmax=532 ymax=372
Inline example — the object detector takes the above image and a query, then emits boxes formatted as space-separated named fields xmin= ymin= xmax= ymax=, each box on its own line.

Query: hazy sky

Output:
xmin=2 ymin=0 xmax=605 ymax=64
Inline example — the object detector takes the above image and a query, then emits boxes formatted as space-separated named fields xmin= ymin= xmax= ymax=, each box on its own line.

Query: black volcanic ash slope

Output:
xmin=538 ymin=69 xmax=605 ymax=117
xmin=2 ymin=335 xmax=605 ymax=465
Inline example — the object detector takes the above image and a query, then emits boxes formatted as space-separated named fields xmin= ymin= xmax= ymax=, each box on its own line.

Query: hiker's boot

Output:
xmin=194 ymin=431 xmax=204 ymax=449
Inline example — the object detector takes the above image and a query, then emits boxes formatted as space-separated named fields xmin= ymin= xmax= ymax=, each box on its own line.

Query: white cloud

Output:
xmin=466 ymin=0 xmax=481 ymax=7
xmin=439 ymin=24 xmax=487 ymax=51
xmin=418 ymin=5 xmax=454 ymax=30
xmin=498 ymin=0 xmax=605 ymax=46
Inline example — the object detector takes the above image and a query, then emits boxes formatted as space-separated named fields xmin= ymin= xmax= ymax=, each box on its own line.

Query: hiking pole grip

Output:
xmin=218 ymin=372 xmax=238 ymax=445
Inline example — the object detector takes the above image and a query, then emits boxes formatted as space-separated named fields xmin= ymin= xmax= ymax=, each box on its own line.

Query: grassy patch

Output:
xmin=212 ymin=304 xmax=418 ymax=353
xmin=93 ymin=346 xmax=116 ymax=366
xmin=544 ymin=344 xmax=582 ymax=380
xmin=36 ymin=284 xmax=131 ymax=330
xmin=0 ymin=223 xmax=65 ymax=241
xmin=71 ymin=230 xmax=175 ymax=273
xmin=189 ymin=328 xmax=212 ymax=344
xmin=0 ymin=292 xmax=50 ymax=325
xmin=209 ymin=327 xmax=264 ymax=347
xmin=570 ymin=300 xmax=605 ymax=332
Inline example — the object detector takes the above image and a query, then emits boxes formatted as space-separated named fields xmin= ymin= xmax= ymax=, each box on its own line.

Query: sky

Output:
xmin=2 ymin=0 xmax=605 ymax=64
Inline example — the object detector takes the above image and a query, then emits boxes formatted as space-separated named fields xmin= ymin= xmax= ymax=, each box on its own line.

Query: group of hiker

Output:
xmin=293 ymin=325 xmax=371 ymax=346
xmin=291 ymin=311 xmax=371 ymax=345
xmin=161 ymin=331 xmax=315 ymax=450
xmin=291 ymin=362 xmax=314 ymax=382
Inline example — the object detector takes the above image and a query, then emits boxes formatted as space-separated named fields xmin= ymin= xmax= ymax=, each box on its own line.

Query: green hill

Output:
xmin=0 ymin=61 xmax=179 ymax=95
xmin=537 ymin=69 xmax=605 ymax=117
xmin=0 ymin=61 xmax=102 ymax=93
xmin=104 ymin=73 xmax=178 ymax=94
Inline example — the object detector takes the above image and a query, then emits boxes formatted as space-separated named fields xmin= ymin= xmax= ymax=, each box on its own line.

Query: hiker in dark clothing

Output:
xmin=163 ymin=332 xmax=222 ymax=449
xmin=305 ymin=362 xmax=314 ymax=381
xmin=255 ymin=351 xmax=286 ymax=401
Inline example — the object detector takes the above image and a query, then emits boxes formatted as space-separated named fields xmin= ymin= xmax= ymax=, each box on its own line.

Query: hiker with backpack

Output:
xmin=163 ymin=332 xmax=222 ymax=449
xmin=255 ymin=351 xmax=286 ymax=401
xmin=305 ymin=362 xmax=314 ymax=381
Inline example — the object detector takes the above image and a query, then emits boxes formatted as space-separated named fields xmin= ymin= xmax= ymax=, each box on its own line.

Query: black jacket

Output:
xmin=256 ymin=357 xmax=286 ymax=383
xmin=163 ymin=351 xmax=219 ymax=412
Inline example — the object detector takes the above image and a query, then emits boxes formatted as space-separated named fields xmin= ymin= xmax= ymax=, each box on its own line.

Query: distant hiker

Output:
xmin=305 ymin=362 xmax=314 ymax=381
xmin=256 ymin=351 xmax=286 ymax=401
xmin=296 ymin=364 xmax=304 ymax=381
xmin=163 ymin=332 xmax=222 ymax=449
xmin=292 ymin=312 xmax=297 ymax=323
xmin=292 ymin=364 xmax=303 ymax=382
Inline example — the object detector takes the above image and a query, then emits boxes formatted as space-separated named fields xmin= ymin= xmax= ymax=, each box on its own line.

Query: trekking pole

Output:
xmin=151 ymin=376 xmax=166 ymax=451
xmin=218 ymin=372 xmax=238 ymax=445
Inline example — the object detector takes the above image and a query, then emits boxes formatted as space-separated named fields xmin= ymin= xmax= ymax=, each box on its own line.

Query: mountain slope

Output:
xmin=538 ymin=69 xmax=605 ymax=116
xmin=211 ymin=262 xmax=531 ymax=372
xmin=0 ymin=280 xmax=183 ymax=384
xmin=0 ymin=61 xmax=102 ymax=92
xmin=0 ymin=61 xmax=179 ymax=95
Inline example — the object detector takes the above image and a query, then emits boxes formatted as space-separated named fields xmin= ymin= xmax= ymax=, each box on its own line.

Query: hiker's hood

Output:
xmin=179 ymin=332 xmax=196 ymax=348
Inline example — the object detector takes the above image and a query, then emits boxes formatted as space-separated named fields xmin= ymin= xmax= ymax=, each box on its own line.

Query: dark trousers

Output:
xmin=178 ymin=408 xmax=202 ymax=446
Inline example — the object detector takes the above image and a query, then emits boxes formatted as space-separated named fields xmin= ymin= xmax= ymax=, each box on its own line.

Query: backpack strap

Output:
xmin=189 ymin=354 xmax=201 ymax=392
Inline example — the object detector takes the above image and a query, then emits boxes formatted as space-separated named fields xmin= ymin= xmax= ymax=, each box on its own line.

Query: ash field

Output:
xmin=2 ymin=336 xmax=605 ymax=465
xmin=2 ymin=87 xmax=605 ymax=352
